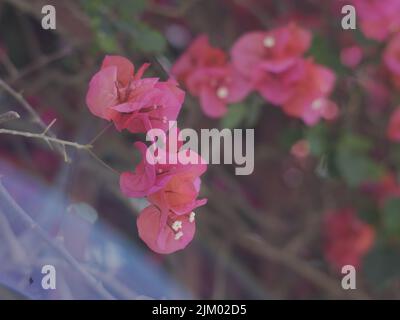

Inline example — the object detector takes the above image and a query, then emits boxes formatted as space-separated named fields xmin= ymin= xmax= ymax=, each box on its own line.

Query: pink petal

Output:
xmin=101 ymin=55 xmax=134 ymax=86
xmin=199 ymin=87 xmax=228 ymax=118
xmin=86 ymin=67 xmax=118 ymax=120
xmin=137 ymin=206 xmax=196 ymax=254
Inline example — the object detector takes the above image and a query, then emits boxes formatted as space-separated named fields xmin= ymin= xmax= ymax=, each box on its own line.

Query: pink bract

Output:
xmin=231 ymin=23 xmax=311 ymax=81
xmin=351 ymin=0 xmax=400 ymax=41
xmin=186 ymin=65 xmax=252 ymax=118
xmin=137 ymin=205 xmax=196 ymax=254
xmin=86 ymin=55 xmax=185 ymax=133
xmin=384 ymin=34 xmax=400 ymax=89
xmin=171 ymin=34 xmax=227 ymax=85
xmin=324 ymin=208 xmax=375 ymax=270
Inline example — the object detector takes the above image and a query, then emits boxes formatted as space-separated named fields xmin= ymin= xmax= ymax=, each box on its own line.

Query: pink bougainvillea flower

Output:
xmin=282 ymin=59 xmax=338 ymax=125
xmin=137 ymin=205 xmax=196 ymax=254
xmin=387 ymin=108 xmax=400 ymax=142
xmin=340 ymin=45 xmax=363 ymax=69
xmin=324 ymin=208 xmax=375 ymax=270
xmin=171 ymin=34 xmax=227 ymax=85
xmin=86 ymin=55 xmax=149 ymax=120
xmin=351 ymin=0 xmax=400 ymax=41
xmin=231 ymin=23 xmax=311 ymax=81
xmin=255 ymin=57 xmax=307 ymax=105
xmin=384 ymin=34 xmax=400 ymax=89
xmin=148 ymin=170 xmax=207 ymax=216
xmin=86 ymin=55 xmax=184 ymax=133
xmin=120 ymin=141 xmax=181 ymax=198
xmin=120 ymin=139 xmax=207 ymax=200
xmin=186 ymin=65 xmax=252 ymax=118
xmin=112 ymin=79 xmax=185 ymax=133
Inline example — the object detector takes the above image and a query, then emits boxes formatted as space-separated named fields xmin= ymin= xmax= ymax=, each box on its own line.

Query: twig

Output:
xmin=239 ymin=234 xmax=370 ymax=299
xmin=9 ymin=47 xmax=73 ymax=84
xmin=0 ymin=209 xmax=29 ymax=267
xmin=0 ymin=127 xmax=92 ymax=150
xmin=0 ymin=78 xmax=66 ymax=156
xmin=86 ymin=149 xmax=120 ymax=175
xmin=89 ymin=123 xmax=113 ymax=145
xmin=87 ymin=267 xmax=138 ymax=299
xmin=0 ymin=111 xmax=20 ymax=124
xmin=0 ymin=181 xmax=115 ymax=300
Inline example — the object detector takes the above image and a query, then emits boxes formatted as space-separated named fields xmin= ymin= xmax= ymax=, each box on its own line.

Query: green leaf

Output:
xmin=134 ymin=23 xmax=167 ymax=53
xmin=309 ymin=34 xmax=345 ymax=74
xmin=221 ymin=103 xmax=247 ymax=128
xmin=244 ymin=102 xmax=262 ymax=128
xmin=335 ymin=134 xmax=385 ymax=187
xmin=357 ymin=203 xmax=380 ymax=226
xmin=96 ymin=31 xmax=119 ymax=52
xmin=114 ymin=0 xmax=147 ymax=16
xmin=363 ymin=242 xmax=400 ymax=288
xmin=383 ymin=197 xmax=400 ymax=236
xmin=305 ymin=123 xmax=329 ymax=156
xmin=280 ymin=127 xmax=303 ymax=151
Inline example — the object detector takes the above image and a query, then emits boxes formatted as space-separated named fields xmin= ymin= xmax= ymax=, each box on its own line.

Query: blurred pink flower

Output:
xmin=255 ymin=57 xmax=338 ymax=125
xmin=340 ymin=45 xmax=363 ymax=68
xmin=231 ymin=23 xmax=311 ymax=81
xmin=362 ymin=174 xmax=400 ymax=205
xmin=255 ymin=57 xmax=307 ymax=105
xmin=186 ymin=65 xmax=252 ymax=118
xmin=352 ymin=0 xmax=400 ymax=41
xmin=384 ymin=34 xmax=400 ymax=89
xmin=324 ymin=208 xmax=375 ymax=270
xmin=171 ymin=34 xmax=227 ymax=85
xmin=137 ymin=205 xmax=196 ymax=254
xmin=282 ymin=60 xmax=338 ymax=125
xmin=387 ymin=108 xmax=400 ymax=142
xmin=86 ymin=55 xmax=184 ymax=133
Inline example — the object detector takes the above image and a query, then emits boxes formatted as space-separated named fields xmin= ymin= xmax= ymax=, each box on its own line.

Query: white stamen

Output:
xmin=162 ymin=116 xmax=168 ymax=123
xmin=311 ymin=99 xmax=324 ymax=110
xmin=158 ymin=168 xmax=163 ymax=173
xmin=216 ymin=87 xmax=229 ymax=99
xmin=174 ymin=231 xmax=183 ymax=240
xmin=263 ymin=36 xmax=275 ymax=48
xmin=189 ymin=211 xmax=195 ymax=223
xmin=172 ymin=220 xmax=182 ymax=231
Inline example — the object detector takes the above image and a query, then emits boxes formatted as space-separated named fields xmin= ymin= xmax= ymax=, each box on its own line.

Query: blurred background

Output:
xmin=0 ymin=0 xmax=400 ymax=299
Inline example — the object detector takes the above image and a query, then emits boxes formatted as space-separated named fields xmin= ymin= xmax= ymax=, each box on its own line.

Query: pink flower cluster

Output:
xmin=172 ymin=23 xmax=338 ymax=125
xmin=86 ymin=55 xmax=184 ymax=134
xmin=86 ymin=55 xmax=207 ymax=254
xmin=324 ymin=208 xmax=375 ymax=270
xmin=384 ymin=34 xmax=400 ymax=91
xmin=351 ymin=0 xmax=400 ymax=42
xmin=383 ymin=28 xmax=400 ymax=141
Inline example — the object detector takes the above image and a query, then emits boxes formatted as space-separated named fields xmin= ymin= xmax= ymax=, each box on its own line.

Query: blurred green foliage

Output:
xmin=335 ymin=134 xmax=385 ymax=187
xmin=81 ymin=0 xmax=166 ymax=54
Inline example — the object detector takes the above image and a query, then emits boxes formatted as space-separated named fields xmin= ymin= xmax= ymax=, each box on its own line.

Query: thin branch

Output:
xmin=0 ymin=78 xmax=66 ymax=155
xmin=0 ymin=111 xmax=20 ymax=124
xmin=239 ymin=234 xmax=370 ymax=299
xmin=89 ymin=123 xmax=113 ymax=145
xmin=9 ymin=47 xmax=73 ymax=84
xmin=0 ymin=127 xmax=92 ymax=150
xmin=86 ymin=148 xmax=120 ymax=175
xmin=0 ymin=181 xmax=115 ymax=300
